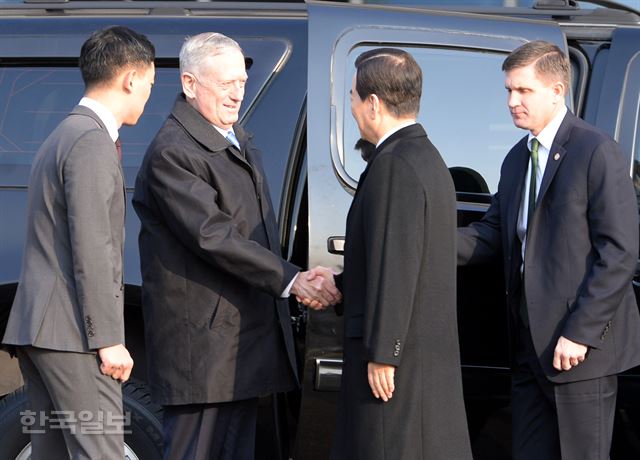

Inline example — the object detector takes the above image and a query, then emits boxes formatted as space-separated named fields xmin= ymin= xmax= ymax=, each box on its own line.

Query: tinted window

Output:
xmin=0 ymin=52 xmax=282 ymax=187
xmin=342 ymin=46 xmax=524 ymax=194
xmin=0 ymin=66 xmax=181 ymax=187
xmin=343 ymin=45 xmax=584 ymax=193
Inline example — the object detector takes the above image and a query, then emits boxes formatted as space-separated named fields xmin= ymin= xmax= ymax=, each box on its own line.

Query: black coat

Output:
xmin=459 ymin=111 xmax=640 ymax=383
xmin=133 ymin=94 xmax=299 ymax=405
xmin=332 ymin=124 xmax=472 ymax=460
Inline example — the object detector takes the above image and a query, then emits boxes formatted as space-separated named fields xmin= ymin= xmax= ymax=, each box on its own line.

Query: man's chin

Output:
xmin=511 ymin=118 xmax=529 ymax=131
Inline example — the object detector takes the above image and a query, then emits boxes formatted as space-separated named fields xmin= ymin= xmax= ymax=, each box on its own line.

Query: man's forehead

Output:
xmin=202 ymin=50 xmax=247 ymax=76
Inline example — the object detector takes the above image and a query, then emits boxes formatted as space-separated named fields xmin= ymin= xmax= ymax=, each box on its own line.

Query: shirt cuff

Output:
xmin=281 ymin=272 xmax=299 ymax=298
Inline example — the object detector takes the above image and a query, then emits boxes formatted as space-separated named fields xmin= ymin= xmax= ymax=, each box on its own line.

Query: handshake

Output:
xmin=290 ymin=266 xmax=342 ymax=310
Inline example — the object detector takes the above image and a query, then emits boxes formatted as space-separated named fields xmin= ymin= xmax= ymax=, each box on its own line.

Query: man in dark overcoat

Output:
xmin=132 ymin=32 xmax=340 ymax=459
xmin=458 ymin=41 xmax=640 ymax=459
xmin=329 ymin=48 xmax=472 ymax=460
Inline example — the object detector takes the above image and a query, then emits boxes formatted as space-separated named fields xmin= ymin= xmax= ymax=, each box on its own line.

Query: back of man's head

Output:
xmin=502 ymin=40 xmax=570 ymax=91
xmin=79 ymin=26 xmax=155 ymax=89
xmin=179 ymin=32 xmax=243 ymax=77
xmin=354 ymin=48 xmax=422 ymax=118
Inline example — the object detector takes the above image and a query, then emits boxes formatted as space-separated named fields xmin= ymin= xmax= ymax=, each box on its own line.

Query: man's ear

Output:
xmin=122 ymin=69 xmax=137 ymax=94
xmin=369 ymin=94 xmax=380 ymax=119
xmin=552 ymin=80 xmax=566 ymax=104
xmin=182 ymin=72 xmax=197 ymax=99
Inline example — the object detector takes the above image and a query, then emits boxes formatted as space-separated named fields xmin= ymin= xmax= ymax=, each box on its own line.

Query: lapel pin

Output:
xmin=554 ymin=153 xmax=560 ymax=161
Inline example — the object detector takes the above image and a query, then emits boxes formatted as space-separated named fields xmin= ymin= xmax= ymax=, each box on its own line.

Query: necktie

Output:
xmin=115 ymin=137 xmax=122 ymax=161
xmin=527 ymin=138 xmax=539 ymax=228
xmin=226 ymin=130 xmax=240 ymax=150
xmin=520 ymin=137 xmax=539 ymax=328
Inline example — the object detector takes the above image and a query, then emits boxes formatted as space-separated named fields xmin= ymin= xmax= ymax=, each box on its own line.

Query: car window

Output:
xmin=341 ymin=44 xmax=584 ymax=195
xmin=631 ymin=79 xmax=640 ymax=208
xmin=342 ymin=45 xmax=524 ymax=194
xmin=0 ymin=49 xmax=281 ymax=187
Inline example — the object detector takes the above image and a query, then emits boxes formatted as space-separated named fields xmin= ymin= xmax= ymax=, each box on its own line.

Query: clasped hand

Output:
xmin=291 ymin=266 xmax=342 ymax=310
xmin=98 ymin=344 xmax=134 ymax=383
xmin=553 ymin=335 xmax=587 ymax=371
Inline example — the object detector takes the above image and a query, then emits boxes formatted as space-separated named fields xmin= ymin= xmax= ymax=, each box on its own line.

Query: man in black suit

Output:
xmin=132 ymin=32 xmax=340 ymax=460
xmin=458 ymin=40 xmax=640 ymax=460
xmin=325 ymin=48 xmax=471 ymax=460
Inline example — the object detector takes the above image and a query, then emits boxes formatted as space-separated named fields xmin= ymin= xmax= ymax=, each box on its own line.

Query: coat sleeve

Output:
xmin=333 ymin=273 xmax=344 ymax=316
xmin=140 ymin=145 xmax=299 ymax=297
xmin=63 ymin=130 xmax=124 ymax=350
xmin=457 ymin=191 xmax=503 ymax=266
xmin=562 ymin=141 xmax=639 ymax=348
xmin=359 ymin=155 xmax=426 ymax=366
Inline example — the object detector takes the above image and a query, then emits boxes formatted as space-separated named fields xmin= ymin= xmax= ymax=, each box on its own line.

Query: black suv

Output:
xmin=0 ymin=1 xmax=639 ymax=459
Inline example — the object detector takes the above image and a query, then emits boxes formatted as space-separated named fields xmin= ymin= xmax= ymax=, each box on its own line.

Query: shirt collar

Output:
xmin=78 ymin=97 xmax=119 ymax=142
xmin=528 ymin=105 xmax=567 ymax=151
xmin=376 ymin=120 xmax=416 ymax=149
xmin=212 ymin=124 xmax=235 ymax=138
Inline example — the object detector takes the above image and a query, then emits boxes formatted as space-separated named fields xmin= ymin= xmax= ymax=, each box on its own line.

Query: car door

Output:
xmin=299 ymin=2 xmax=567 ymax=459
xmin=583 ymin=26 xmax=640 ymax=459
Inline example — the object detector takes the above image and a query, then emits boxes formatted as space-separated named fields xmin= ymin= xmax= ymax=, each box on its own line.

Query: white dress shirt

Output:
xmin=517 ymin=105 xmax=568 ymax=271
xmin=376 ymin=120 xmax=417 ymax=148
xmin=78 ymin=97 xmax=119 ymax=142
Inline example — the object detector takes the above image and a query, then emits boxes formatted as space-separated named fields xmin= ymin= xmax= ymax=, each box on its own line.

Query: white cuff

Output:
xmin=281 ymin=272 xmax=299 ymax=298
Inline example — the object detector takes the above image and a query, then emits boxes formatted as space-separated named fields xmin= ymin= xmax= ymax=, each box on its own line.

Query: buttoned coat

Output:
xmin=458 ymin=110 xmax=640 ymax=383
xmin=3 ymin=106 xmax=125 ymax=352
xmin=132 ymin=94 xmax=299 ymax=405
xmin=331 ymin=124 xmax=472 ymax=460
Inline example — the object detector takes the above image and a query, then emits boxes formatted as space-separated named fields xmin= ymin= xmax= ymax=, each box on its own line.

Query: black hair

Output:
xmin=79 ymin=26 xmax=155 ymax=88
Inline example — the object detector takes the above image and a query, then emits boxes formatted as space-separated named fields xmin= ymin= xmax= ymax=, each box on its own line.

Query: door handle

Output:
xmin=327 ymin=236 xmax=345 ymax=254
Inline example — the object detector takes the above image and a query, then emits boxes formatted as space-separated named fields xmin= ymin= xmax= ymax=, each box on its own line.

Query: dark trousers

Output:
xmin=17 ymin=346 xmax=124 ymax=460
xmin=512 ymin=322 xmax=617 ymax=460
xmin=162 ymin=398 xmax=258 ymax=460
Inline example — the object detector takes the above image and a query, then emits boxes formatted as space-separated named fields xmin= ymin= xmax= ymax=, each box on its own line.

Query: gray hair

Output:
xmin=179 ymin=32 xmax=242 ymax=76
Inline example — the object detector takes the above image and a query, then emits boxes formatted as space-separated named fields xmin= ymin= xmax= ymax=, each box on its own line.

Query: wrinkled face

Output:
xmin=184 ymin=48 xmax=248 ymax=130
xmin=505 ymin=63 xmax=563 ymax=136
xmin=122 ymin=63 xmax=155 ymax=126
xmin=350 ymin=73 xmax=373 ymax=143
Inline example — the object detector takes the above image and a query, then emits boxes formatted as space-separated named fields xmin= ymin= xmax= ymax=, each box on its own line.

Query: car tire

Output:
xmin=0 ymin=380 xmax=163 ymax=460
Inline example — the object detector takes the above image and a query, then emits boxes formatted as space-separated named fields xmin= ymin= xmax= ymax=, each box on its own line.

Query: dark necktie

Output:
xmin=527 ymin=138 xmax=539 ymax=228
xmin=520 ymin=138 xmax=540 ymax=329
xmin=115 ymin=137 xmax=122 ymax=161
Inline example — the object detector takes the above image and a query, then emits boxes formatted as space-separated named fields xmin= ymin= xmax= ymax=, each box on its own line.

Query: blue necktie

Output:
xmin=226 ymin=130 xmax=240 ymax=150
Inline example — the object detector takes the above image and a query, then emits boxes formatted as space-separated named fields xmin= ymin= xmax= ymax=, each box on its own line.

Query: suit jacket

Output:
xmin=3 ymin=106 xmax=125 ymax=352
xmin=459 ymin=110 xmax=640 ymax=383
xmin=332 ymin=124 xmax=471 ymax=460
xmin=132 ymin=94 xmax=299 ymax=405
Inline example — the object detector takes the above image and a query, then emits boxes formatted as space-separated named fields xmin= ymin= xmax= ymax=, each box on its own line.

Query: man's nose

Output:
xmin=230 ymin=82 xmax=244 ymax=100
xmin=507 ymin=92 xmax=519 ymax=108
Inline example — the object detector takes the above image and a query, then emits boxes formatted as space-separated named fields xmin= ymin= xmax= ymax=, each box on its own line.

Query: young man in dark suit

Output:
xmin=325 ymin=47 xmax=471 ymax=460
xmin=3 ymin=26 xmax=155 ymax=458
xmin=458 ymin=40 xmax=640 ymax=460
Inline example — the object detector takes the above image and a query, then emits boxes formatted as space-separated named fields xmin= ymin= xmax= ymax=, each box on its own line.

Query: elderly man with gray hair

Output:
xmin=133 ymin=32 xmax=340 ymax=459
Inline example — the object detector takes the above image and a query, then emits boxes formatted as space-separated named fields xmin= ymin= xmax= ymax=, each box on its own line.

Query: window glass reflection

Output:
xmin=343 ymin=46 xmax=526 ymax=194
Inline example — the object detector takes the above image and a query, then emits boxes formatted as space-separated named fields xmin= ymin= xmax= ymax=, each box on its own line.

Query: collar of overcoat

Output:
xmin=170 ymin=93 xmax=253 ymax=166
xmin=356 ymin=123 xmax=427 ymax=189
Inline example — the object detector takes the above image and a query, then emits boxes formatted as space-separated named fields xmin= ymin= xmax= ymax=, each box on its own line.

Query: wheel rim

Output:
xmin=15 ymin=442 xmax=140 ymax=460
